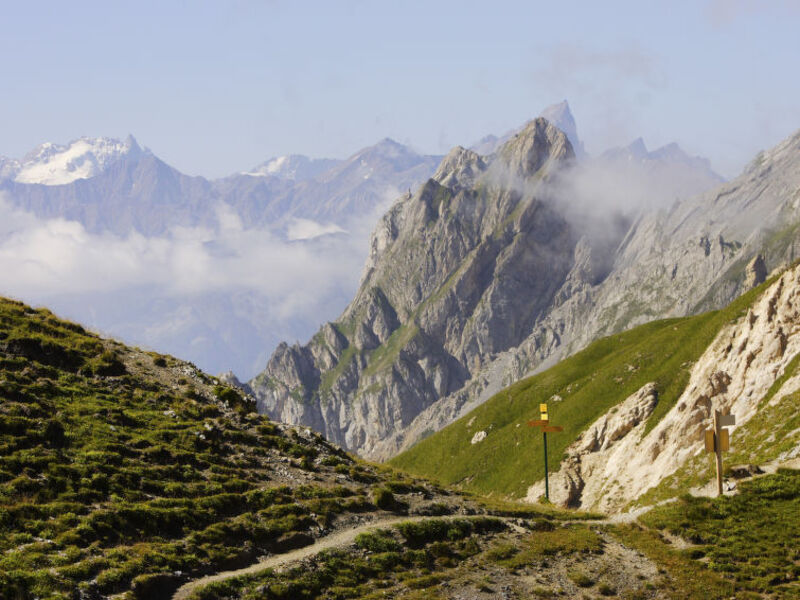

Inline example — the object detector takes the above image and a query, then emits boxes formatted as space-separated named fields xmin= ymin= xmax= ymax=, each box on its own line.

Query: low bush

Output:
xmin=373 ymin=487 xmax=396 ymax=510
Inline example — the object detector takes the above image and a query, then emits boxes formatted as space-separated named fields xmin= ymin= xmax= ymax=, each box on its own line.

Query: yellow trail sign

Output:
xmin=705 ymin=430 xmax=715 ymax=452
xmin=719 ymin=428 xmax=730 ymax=452
xmin=527 ymin=405 xmax=562 ymax=502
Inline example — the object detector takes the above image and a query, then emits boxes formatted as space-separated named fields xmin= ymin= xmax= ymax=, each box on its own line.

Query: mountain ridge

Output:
xmin=252 ymin=122 xmax=800 ymax=461
xmin=251 ymin=119 xmax=584 ymax=456
xmin=0 ymin=135 xmax=442 ymax=236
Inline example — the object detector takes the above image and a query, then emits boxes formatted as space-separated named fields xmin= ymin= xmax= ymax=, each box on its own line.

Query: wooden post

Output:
xmin=543 ymin=431 xmax=549 ymax=501
xmin=713 ymin=410 xmax=723 ymax=497
xmin=705 ymin=410 xmax=735 ymax=497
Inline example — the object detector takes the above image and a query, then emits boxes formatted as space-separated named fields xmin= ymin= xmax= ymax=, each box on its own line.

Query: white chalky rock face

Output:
xmin=471 ymin=431 xmax=487 ymax=444
xmin=526 ymin=264 xmax=800 ymax=512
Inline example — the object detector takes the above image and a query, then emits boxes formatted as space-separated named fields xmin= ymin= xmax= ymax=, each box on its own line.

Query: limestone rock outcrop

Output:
xmin=526 ymin=264 xmax=800 ymax=511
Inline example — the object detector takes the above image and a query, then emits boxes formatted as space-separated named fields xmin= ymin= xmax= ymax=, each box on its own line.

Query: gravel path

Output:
xmin=172 ymin=515 xmax=443 ymax=600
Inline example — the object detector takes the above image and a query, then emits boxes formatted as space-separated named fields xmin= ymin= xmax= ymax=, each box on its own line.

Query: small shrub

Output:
xmin=355 ymin=530 xmax=401 ymax=553
xmin=373 ymin=488 xmax=396 ymax=510
xmin=369 ymin=551 xmax=403 ymax=570
xmin=568 ymin=570 xmax=594 ymax=587
xmin=486 ymin=542 xmax=519 ymax=562
xmin=43 ymin=419 xmax=67 ymax=448
xmin=598 ymin=582 xmax=616 ymax=596
xmin=405 ymin=574 xmax=441 ymax=589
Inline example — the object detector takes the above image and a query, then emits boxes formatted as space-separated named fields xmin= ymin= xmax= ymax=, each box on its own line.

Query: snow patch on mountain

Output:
xmin=245 ymin=155 xmax=340 ymax=182
xmin=2 ymin=136 xmax=142 ymax=186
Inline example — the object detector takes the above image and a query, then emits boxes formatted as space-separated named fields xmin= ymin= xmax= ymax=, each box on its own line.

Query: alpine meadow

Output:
xmin=2 ymin=2 xmax=799 ymax=598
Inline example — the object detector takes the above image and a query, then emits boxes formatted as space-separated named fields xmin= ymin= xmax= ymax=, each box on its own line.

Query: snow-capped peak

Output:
xmin=6 ymin=136 xmax=142 ymax=185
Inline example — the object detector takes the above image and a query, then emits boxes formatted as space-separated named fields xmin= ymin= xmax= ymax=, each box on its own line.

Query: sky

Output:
xmin=1 ymin=0 xmax=799 ymax=179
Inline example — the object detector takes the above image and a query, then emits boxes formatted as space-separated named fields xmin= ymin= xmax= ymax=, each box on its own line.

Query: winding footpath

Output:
xmin=172 ymin=515 xmax=435 ymax=600
xmin=172 ymin=514 xmax=536 ymax=600
xmin=173 ymin=499 xmax=707 ymax=600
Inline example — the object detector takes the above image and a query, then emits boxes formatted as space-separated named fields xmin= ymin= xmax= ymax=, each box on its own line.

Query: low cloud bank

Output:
xmin=0 ymin=199 xmax=362 ymax=310
xmin=0 ymin=195 xmax=380 ymax=377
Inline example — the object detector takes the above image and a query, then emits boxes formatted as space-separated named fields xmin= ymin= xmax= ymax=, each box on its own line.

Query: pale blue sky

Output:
xmin=1 ymin=0 xmax=798 ymax=178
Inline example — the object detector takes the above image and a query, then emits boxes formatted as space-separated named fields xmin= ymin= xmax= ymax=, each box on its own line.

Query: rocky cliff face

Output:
xmin=252 ymin=119 xmax=592 ymax=455
xmin=253 ymin=124 xmax=800 ymax=461
xmin=391 ymin=128 xmax=800 ymax=461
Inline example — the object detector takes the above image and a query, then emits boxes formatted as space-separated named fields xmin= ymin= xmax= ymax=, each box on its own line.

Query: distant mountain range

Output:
xmin=0 ymin=136 xmax=442 ymax=378
xmin=0 ymin=101 xmax=728 ymax=381
xmin=0 ymin=135 xmax=440 ymax=238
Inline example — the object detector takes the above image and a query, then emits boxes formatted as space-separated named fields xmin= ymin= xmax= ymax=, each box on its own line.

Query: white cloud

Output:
xmin=286 ymin=217 xmax=347 ymax=241
xmin=0 ymin=194 xmax=366 ymax=319
xmin=0 ymin=185 xmax=400 ymax=378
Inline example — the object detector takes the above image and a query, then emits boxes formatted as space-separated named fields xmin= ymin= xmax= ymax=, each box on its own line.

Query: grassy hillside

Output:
xmin=390 ymin=277 xmax=775 ymax=498
xmin=0 ymin=298 xmax=474 ymax=599
xmin=3 ymin=296 xmax=798 ymax=599
xmin=617 ymin=469 xmax=800 ymax=598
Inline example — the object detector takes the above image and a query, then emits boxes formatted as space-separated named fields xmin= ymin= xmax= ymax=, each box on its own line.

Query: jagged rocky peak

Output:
xmin=539 ymin=100 xmax=586 ymax=158
xmin=626 ymin=137 xmax=648 ymax=158
xmin=466 ymin=99 xmax=584 ymax=158
xmin=264 ymin=341 xmax=318 ymax=390
xmin=250 ymin=116 xmax=582 ymax=457
xmin=252 ymin=125 xmax=800 ymax=463
xmin=498 ymin=117 xmax=575 ymax=179
xmin=432 ymin=146 xmax=487 ymax=190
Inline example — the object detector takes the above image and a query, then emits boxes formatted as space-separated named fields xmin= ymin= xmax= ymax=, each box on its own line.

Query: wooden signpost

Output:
xmin=528 ymin=403 xmax=563 ymax=501
xmin=704 ymin=410 xmax=736 ymax=496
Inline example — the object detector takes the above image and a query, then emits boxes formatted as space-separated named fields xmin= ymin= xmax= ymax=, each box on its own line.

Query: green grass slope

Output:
xmin=0 ymin=298 xmax=471 ymax=599
xmin=615 ymin=469 xmax=800 ymax=598
xmin=390 ymin=277 xmax=776 ymax=499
